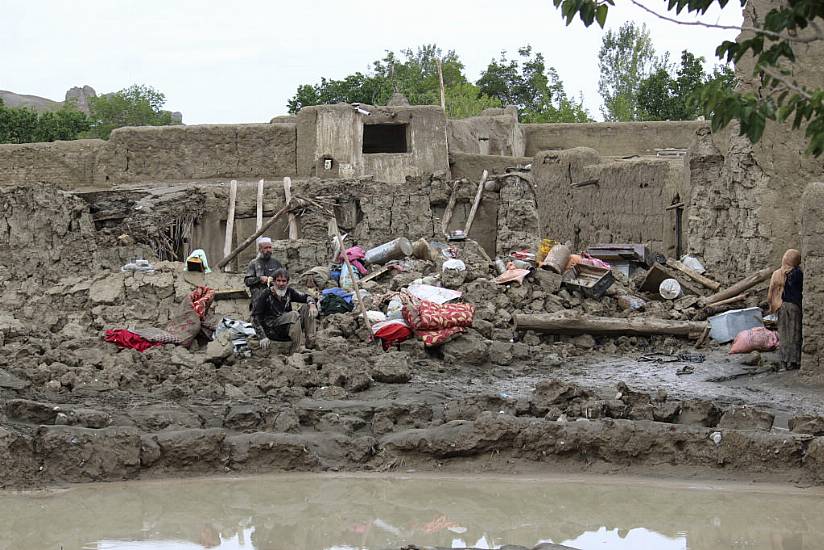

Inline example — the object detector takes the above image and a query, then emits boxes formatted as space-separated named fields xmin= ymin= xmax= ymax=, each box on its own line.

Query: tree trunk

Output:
xmin=514 ymin=314 xmax=707 ymax=337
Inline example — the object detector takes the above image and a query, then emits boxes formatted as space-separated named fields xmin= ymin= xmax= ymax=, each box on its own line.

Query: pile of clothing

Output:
xmin=104 ymin=286 xmax=216 ymax=351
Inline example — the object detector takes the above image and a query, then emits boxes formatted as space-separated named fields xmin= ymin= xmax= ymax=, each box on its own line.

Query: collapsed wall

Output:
xmin=531 ymin=147 xmax=683 ymax=254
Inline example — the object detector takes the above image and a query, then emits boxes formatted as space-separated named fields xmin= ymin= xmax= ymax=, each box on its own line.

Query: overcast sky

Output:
xmin=1 ymin=0 xmax=743 ymax=124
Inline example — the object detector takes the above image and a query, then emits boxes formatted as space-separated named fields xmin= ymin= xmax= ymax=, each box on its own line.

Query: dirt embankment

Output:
xmin=1 ymin=183 xmax=824 ymax=488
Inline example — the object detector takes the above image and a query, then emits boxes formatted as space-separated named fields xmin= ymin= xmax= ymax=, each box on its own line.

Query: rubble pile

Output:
xmin=1 ymin=181 xmax=822 ymax=488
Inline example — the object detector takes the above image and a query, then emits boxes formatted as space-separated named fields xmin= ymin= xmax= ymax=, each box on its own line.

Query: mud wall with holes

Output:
xmin=801 ymin=181 xmax=824 ymax=380
xmin=0 ymin=124 xmax=298 ymax=188
xmin=449 ymin=152 xmax=533 ymax=180
xmin=682 ymin=0 xmax=824 ymax=278
xmin=531 ymin=147 xmax=685 ymax=255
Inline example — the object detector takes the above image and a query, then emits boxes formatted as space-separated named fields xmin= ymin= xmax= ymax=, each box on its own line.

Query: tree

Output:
xmin=597 ymin=22 xmax=658 ymax=121
xmin=551 ymin=0 xmax=824 ymax=156
xmin=88 ymin=84 xmax=175 ymax=139
xmin=477 ymin=46 xmax=591 ymax=122
xmin=637 ymin=50 xmax=736 ymax=120
xmin=288 ymin=45 xmax=508 ymax=119
xmin=0 ymin=98 xmax=90 ymax=144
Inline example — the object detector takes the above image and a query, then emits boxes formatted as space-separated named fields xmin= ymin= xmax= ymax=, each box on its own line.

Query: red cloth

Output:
xmin=340 ymin=246 xmax=368 ymax=275
xmin=104 ymin=329 xmax=163 ymax=352
xmin=374 ymin=322 xmax=413 ymax=351
xmin=402 ymin=299 xmax=475 ymax=348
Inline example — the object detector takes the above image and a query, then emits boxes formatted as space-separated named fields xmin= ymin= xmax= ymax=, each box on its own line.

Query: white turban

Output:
xmin=257 ymin=237 xmax=272 ymax=246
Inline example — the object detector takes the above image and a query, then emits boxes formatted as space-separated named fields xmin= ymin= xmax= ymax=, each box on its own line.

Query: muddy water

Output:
xmin=1 ymin=474 xmax=821 ymax=550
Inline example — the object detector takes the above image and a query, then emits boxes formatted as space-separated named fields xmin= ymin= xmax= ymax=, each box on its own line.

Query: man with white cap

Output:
xmin=244 ymin=237 xmax=283 ymax=305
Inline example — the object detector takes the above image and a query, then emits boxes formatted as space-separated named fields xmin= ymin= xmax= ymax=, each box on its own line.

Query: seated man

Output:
xmin=251 ymin=268 xmax=317 ymax=353
xmin=244 ymin=237 xmax=284 ymax=305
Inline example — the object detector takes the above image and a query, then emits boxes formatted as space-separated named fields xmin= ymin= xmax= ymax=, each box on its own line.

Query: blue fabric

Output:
xmin=322 ymin=287 xmax=353 ymax=304
xmin=782 ymin=267 xmax=803 ymax=306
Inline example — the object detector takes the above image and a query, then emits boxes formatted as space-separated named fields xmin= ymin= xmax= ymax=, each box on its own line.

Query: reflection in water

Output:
xmin=1 ymin=473 xmax=821 ymax=550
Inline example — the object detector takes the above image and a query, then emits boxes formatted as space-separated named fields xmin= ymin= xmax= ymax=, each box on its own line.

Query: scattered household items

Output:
xmin=562 ymin=264 xmax=614 ymax=299
xmin=121 ymin=257 xmax=155 ymax=273
xmin=541 ymin=244 xmax=571 ymax=274
xmin=184 ymin=249 xmax=211 ymax=273
xmin=679 ymin=255 xmax=706 ymax=274
xmin=586 ymin=243 xmax=652 ymax=276
xmin=371 ymin=319 xmax=413 ymax=350
xmin=729 ymin=327 xmax=779 ymax=354
xmin=402 ymin=296 xmax=475 ymax=347
xmin=659 ymin=278 xmax=682 ymax=300
xmin=617 ymin=294 xmax=646 ymax=311
xmin=213 ymin=317 xmax=256 ymax=355
xmin=411 ymin=238 xmax=437 ymax=261
xmin=104 ymin=286 xmax=215 ymax=351
xmin=708 ymin=307 xmax=765 ymax=344
xmin=320 ymin=288 xmax=355 ymax=315
xmin=363 ymin=238 xmax=412 ymax=265
xmin=341 ymin=246 xmax=368 ymax=274
xmin=447 ymin=229 xmax=466 ymax=242
xmin=406 ymin=284 xmax=462 ymax=305
xmin=665 ymin=258 xmax=720 ymax=291
xmin=442 ymin=259 xmax=466 ymax=271
xmin=494 ymin=265 xmax=531 ymax=286
xmin=639 ymin=263 xmax=701 ymax=298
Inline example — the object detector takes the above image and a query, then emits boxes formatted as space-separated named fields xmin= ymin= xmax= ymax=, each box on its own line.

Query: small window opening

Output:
xmin=362 ymin=124 xmax=408 ymax=154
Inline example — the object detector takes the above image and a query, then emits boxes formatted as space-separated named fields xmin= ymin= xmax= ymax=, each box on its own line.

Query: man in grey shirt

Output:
xmin=244 ymin=237 xmax=283 ymax=305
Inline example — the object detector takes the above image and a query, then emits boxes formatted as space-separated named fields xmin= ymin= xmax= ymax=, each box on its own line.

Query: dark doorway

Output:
xmin=362 ymin=123 xmax=408 ymax=154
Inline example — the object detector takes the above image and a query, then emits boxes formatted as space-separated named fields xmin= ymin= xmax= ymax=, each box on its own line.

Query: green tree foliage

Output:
xmin=552 ymin=0 xmax=824 ymax=156
xmin=637 ymin=50 xmax=737 ymax=120
xmin=288 ymin=45 xmax=503 ymax=119
xmin=88 ymin=84 xmax=175 ymax=139
xmin=0 ymin=98 xmax=91 ymax=144
xmin=597 ymin=22 xmax=658 ymax=121
xmin=477 ymin=46 xmax=591 ymax=122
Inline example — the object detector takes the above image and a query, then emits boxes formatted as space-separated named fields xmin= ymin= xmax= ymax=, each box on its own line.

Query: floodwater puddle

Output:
xmin=1 ymin=473 xmax=821 ymax=549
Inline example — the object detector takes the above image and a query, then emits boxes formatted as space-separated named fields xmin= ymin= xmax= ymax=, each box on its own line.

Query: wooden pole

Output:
xmin=222 ymin=179 xmax=238 ymax=271
xmin=464 ymin=170 xmax=488 ymax=236
xmin=700 ymin=267 xmax=772 ymax=306
xmin=329 ymin=218 xmax=372 ymax=336
xmin=436 ymin=58 xmax=446 ymax=111
xmin=256 ymin=179 xmax=264 ymax=231
xmin=441 ymin=182 xmax=460 ymax=237
xmin=514 ymin=313 xmax=707 ymax=338
xmin=665 ymin=258 xmax=721 ymax=291
xmin=217 ymin=204 xmax=289 ymax=269
xmin=284 ymin=177 xmax=298 ymax=240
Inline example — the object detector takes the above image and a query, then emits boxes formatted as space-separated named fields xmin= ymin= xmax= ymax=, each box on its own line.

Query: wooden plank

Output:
xmin=514 ymin=313 xmax=707 ymax=338
xmin=464 ymin=169 xmax=488 ymax=236
xmin=436 ymin=58 xmax=446 ymax=110
xmin=284 ymin=177 xmax=298 ymax=240
xmin=639 ymin=263 xmax=703 ymax=297
xmin=256 ymin=179 xmax=264 ymax=231
xmin=217 ymin=204 xmax=289 ymax=269
xmin=214 ymin=289 xmax=249 ymax=301
xmin=359 ymin=267 xmax=390 ymax=284
xmin=700 ymin=267 xmax=772 ymax=306
xmin=441 ymin=182 xmax=459 ymax=237
xmin=665 ymin=258 xmax=721 ymax=291
xmin=329 ymin=218 xmax=372 ymax=336
xmin=222 ymin=179 xmax=238 ymax=271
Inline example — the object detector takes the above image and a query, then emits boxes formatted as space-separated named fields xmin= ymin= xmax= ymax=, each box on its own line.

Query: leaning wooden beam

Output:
xmin=284 ymin=176 xmax=298 ymax=240
xmin=514 ymin=313 xmax=707 ymax=338
xmin=222 ymin=179 xmax=238 ymax=271
xmin=464 ymin=169 xmax=489 ymax=236
xmin=569 ymin=178 xmax=599 ymax=189
xmin=665 ymin=258 xmax=721 ymax=291
xmin=700 ymin=267 xmax=772 ymax=306
xmin=693 ymin=293 xmax=749 ymax=321
xmin=217 ymin=204 xmax=289 ymax=269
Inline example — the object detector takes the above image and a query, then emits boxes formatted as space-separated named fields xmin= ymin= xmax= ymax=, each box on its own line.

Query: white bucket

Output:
xmin=659 ymin=278 xmax=682 ymax=300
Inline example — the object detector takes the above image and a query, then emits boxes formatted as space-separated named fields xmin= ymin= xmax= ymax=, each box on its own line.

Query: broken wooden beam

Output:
xmin=217 ymin=204 xmax=289 ymax=269
xmin=284 ymin=177 xmax=298 ymax=240
xmin=700 ymin=267 xmax=772 ymax=306
xmin=514 ymin=313 xmax=707 ymax=338
xmin=222 ymin=179 xmax=238 ymax=271
xmin=665 ymin=258 xmax=721 ymax=291
xmin=464 ymin=169 xmax=488 ymax=236
xmin=639 ymin=263 xmax=704 ymax=297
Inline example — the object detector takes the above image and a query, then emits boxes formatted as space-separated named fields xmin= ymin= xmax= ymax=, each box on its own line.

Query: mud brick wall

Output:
xmin=447 ymin=109 xmax=525 ymax=157
xmin=531 ymin=148 xmax=683 ymax=254
xmin=449 ymin=152 xmax=532 ymax=180
xmin=801 ymin=182 xmax=824 ymax=379
xmin=522 ymin=121 xmax=719 ymax=157
xmin=0 ymin=139 xmax=105 ymax=187
xmin=98 ymin=123 xmax=297 ymax=184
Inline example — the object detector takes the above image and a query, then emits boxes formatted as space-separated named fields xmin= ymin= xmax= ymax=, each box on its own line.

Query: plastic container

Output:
xmin=542 ymin=244 xmax=571 ymax=274
xmin=659 ymin=278 xmax=682 ymax=300
xmin=364 ymin=238 xmax=413 ymax=264
xmin=680 ymin=255 xmax=706 ymax=274
xmin=709 ymin=307 xmax=764 ymax=343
